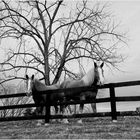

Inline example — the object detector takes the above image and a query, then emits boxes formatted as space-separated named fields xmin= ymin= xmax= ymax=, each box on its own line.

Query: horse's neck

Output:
xmin=34 ymin=79 xmax=48 ymax=91
xmin=91 ymin=73 xmax=98 ymax=86
xmin=81 ymin=68 xmax=95 ymax=86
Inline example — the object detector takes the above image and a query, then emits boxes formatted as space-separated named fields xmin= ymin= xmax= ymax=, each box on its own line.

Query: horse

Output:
xmin=60 ymin=62 xmax=104 ymax=123
xmin=25 ymin=75 xmax=66 ymax=126
xmin=62 ymin=78 xmax=97 ymax=114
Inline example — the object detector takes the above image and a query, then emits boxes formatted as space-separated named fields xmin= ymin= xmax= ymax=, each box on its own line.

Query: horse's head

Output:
xmin=94 ymin=62 xmax=104 ymax=86
xmin=25 ymin=74 xmax=34 ymax=96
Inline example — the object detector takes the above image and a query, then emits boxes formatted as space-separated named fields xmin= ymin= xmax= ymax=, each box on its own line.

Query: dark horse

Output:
xmin=60 ymin=62 xmax=104 ymax=123
xmin=25 ymin=75 xmax=66 ymax=126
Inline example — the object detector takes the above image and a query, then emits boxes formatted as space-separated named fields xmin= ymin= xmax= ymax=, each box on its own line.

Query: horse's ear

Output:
xmin=100 ymin=62 xmax=104 ymax=68
xmin=25 ymin=75 xmax=29 ymax=79
xmin=94 ymin=62 xmax=97 ymax=68
xmin=31 ymin=75 xmax=34 ymax=80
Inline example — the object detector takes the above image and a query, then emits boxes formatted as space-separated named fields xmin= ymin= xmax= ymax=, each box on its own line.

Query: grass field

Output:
xmin=0 ymin=116 xmax=140 ymax=139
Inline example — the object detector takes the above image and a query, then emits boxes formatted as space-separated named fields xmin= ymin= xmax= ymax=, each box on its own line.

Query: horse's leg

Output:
xmin=77 ymin=103 xmax=84 ymax=124
xmin=54 ymin=105 xmax=59 ymax=115
xmin=77 ymin=95 xmax=85 ymax=124
xmin=69 ymin=104 xmax=77 ymax=115
xmin=58 ymin=96 xmax=69 ymax=124
xmin=91 ymin=103 xmax=97 ymax=113
xmin=74 ymin=105 xmax=77 ymax=114
xmin=90 ymin=90 xmax=98 ymax=113
xmin=43 ymin=106 xmax=50 ymax=126
xmin=52 ymin=105 xmax=60 ymax=122
xmin=60 ymin=104 xmax=69 ymax=124
xmin=36 ymin=106 xmax=44 ymax=126
xmin=67 ymin=105 xmax=73 ymax=115
xmin=58 ymin=96 xmax=70 ymax=124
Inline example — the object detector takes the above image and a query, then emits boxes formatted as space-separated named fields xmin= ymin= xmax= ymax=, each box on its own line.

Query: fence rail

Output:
xmin=0 ymin=80 xmax=140 ymax=122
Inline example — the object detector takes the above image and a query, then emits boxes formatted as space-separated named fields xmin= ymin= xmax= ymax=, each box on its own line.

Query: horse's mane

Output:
xmin=34 ymin=79 xmax=60 ymax=91
xmin=60 ymin=67 xmax=97 ymax=88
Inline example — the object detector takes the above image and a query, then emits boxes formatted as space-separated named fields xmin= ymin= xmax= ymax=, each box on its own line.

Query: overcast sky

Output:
xmin=1 ymin=1 xmax=140 ymax=84
xmin=103 ymin=1 xmax=140 ymax=83
xmin=97 ymin=1 xmax=140 ymax=111
xmin=62 ymin=1 xmax=140 ymax=84
xmin=65 ymin=0 xmax=140 ymax=84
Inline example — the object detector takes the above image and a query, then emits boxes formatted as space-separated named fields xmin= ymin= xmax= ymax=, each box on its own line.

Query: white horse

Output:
xmin=60 ymin=62 xmax=105 ymax=123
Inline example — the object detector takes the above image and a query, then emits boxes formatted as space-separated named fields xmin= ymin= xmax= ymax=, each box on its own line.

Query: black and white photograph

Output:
xmin=0 ymin=0 xmax=140 ymax=139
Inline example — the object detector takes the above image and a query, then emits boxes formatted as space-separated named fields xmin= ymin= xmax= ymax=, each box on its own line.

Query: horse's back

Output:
xmin=34 ymin=79 xmax=60 ymax=91
xmin=60 ymin=79 xmax=84 ymax=88
xmin=34 ymin=79 xmax=64 ymax=102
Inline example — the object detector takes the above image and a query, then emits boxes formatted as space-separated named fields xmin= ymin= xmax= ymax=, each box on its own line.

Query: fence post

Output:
xmin=45 ymin=94 xmax=50 ymax=124
xmin=109 ymin=84 xmax=117 ymax=122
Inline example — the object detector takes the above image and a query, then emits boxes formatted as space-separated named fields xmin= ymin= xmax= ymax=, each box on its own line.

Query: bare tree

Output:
xmin=0 ymin=0 xmax=126 ymax=85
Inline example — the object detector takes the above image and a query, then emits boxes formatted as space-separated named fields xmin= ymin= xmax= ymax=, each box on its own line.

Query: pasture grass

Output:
xmin=0 ymin=116 xmax=140 ymax=139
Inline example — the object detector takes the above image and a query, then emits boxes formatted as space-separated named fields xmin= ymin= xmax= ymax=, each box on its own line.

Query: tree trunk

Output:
xmin=52 ymin=58 xmax=65 ymax=84
xmin=44 ymin=53 xmax=50 ymax=85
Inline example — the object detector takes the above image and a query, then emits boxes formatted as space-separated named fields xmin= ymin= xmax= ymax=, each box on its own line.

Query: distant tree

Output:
xmin=0 ymin=0 xmax=126 ymax=85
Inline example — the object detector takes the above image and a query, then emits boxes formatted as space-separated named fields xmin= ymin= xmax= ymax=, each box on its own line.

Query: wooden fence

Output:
xmin=0 ymin=80 xmax=140 ymax=123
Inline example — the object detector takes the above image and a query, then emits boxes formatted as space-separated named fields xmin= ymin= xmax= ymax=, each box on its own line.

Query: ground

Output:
xmin=0 ymin=116 xmax=140 ymax=139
